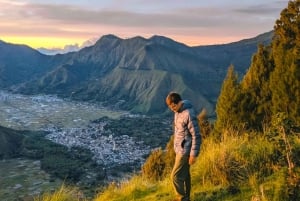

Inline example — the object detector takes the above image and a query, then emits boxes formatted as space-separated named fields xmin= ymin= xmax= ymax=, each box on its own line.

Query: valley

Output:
xmin=0 ymin=90 xmax=127 ymax=130
xmin=0 ymin=90 xmax=173 ymax=200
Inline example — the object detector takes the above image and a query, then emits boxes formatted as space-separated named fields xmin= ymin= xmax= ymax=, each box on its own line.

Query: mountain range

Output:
xmin=0 ymin=31 xmax=273 ymax=115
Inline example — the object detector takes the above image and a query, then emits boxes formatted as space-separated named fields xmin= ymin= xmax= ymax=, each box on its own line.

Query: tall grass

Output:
xmin=34 ymin=184 xmax=86 ymax=201
xmin=94 ymin=175 xmax=173 ymax=201
xmin=193 ymin=129 xmax=274 ymax=187
xmin=190 ymin=129 xmax=280 ymax=201
xmin=36 ymin=126 xmax=300 ymax=201
xmin=92 ymin=129 xmax=279 ymax=201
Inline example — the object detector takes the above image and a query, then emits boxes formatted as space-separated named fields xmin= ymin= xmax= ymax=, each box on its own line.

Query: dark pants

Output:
xmin=171 ymin=154 xmax=191 ymax=201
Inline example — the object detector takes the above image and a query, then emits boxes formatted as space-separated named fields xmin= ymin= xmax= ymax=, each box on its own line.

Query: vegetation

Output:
xmin=92 ymin=111 xmax=299 ymax=201
xmin=21 ymin=131 xmax=106 ymax=188
xmin=0 ymin=128 xmax=107 ymax=198
xmin=0 ymin=126 xmax=24 ymax=158
xmin=36 ymin=124 xmax=300 ymax=201
xmin=215 ymin=0 xmax=300 ymax=131
xmin=214 ymin=65 xmax=241 ymax=135
xmin=34 ymin=185 xmax=86 ymax=201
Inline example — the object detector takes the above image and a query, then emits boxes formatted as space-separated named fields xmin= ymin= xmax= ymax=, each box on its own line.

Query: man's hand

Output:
xmin=189 ymin=156 xmax=197 ymax=165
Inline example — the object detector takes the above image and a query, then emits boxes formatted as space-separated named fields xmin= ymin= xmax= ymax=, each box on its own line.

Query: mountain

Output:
xmin=192 ymin=31 xmax=273 ymax=74
xmin=36 ymin=38 xmax=98 ymax=55
xmin=0 ymin=31 xmax=273 ymax=115
xmin=0 ymin=40 xmax=75 ymax=88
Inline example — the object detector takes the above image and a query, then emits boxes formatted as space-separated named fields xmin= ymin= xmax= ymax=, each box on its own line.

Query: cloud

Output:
xmin=233 ymin=1 xmax=286 ymax=15
xmin=2 ymin=1 xmax=283 ymax=29
xmin=0 ymin=0 xmax=290 ymax=47
xmin=37 ymin=37 xmax=98 ymax=55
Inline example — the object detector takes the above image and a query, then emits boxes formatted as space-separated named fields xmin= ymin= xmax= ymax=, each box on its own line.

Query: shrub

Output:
xmin=197 ymin=108 xmax=212 ymax=139
xmin=142 ymin=148 xmax=166 ymax=181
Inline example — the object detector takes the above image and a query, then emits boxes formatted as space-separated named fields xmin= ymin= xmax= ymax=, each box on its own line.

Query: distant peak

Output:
xmin=129 ymin=36 xmax=147 ymax=41
xmin=149 ymin=35 xmax=172 ymax=43
xmin=149 ymin=35 xmax=170 ymax=40
xmin=97 ymin=34 xmax=120 ymax=42
xmin=101 ymin=34 xmax=120 ymax=40
xmin=94 ymin=34 xmax=121 ymax=46
xmin=149 ymin=35 xmax=188 ymax=48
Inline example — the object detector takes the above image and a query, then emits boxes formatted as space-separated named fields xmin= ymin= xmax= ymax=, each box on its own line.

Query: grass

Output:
xmin=34 ymin=184 xmax=85 ymax=201
xmin=94 ymin=176 xmax=173 ymax=201
xmin=34 ymin=127 xmax=300 ymax=201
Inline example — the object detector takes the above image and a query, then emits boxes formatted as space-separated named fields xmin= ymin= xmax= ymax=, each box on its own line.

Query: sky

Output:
xmin=0 ymin=0 xmax=290 ymax=50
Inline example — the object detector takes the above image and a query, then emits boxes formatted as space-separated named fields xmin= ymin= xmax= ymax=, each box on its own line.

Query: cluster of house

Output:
xmin=45 ymin=121 xmax=151 ymax=166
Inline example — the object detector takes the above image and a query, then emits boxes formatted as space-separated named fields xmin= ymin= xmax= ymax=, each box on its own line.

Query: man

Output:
xmin=166 ymin=92 xmax=201 ymax=201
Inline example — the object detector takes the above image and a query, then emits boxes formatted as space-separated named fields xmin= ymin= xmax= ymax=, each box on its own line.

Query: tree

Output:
xmin=270 ymin=0 xmax=300 ymax=124
xmin=240 ymin=45 xmax=274 ymax=129
xmin=214 ymin=65 xmax=242 ymax=135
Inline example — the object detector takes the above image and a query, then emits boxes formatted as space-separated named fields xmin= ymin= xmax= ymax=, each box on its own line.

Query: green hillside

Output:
xmin=94 ymin=131 xmax=300 ymax=201
xmin=35 ymin=122 xmax=300 ymax=201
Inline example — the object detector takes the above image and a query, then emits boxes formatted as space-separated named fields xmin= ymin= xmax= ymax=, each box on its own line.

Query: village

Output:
xmin=45 ymin=121 xmax=151 ymax=166
xmin=0 ymin=90 xmax=152 ymax=167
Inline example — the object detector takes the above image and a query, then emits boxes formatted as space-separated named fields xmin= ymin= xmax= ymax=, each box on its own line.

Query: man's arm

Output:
xmin=187 ymin=110 xmax=201 ymax=163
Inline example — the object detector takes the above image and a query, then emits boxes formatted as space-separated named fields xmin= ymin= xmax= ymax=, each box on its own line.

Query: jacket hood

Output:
xmin=179 ymin=100 xmax=193 ymax=112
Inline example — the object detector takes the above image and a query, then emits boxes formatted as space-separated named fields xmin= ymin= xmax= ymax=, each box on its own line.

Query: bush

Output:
xmin=142 ymin=148 xmax=166 ymax=181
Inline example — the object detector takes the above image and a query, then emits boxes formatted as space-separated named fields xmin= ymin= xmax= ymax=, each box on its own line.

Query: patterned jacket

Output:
xmin=173 ymin=100 xmax=201 ymax=157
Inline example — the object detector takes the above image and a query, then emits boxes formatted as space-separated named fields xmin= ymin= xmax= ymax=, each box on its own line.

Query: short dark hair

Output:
xmin=166 ymin=92 xmax=182 ymax=104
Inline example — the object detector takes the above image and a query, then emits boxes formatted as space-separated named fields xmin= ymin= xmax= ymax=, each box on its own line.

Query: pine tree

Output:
xmin=214 ymin=65 xmax=242 ymax=135
xmin=240 ymin=45 xmax=274 ymax=129
xmin=270 ymin=0 xmax=300 ymax=124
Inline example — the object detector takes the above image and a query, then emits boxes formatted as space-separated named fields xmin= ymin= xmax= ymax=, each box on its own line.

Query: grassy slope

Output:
xmin=40 ymin=128 xmax=300 ymax=201
xmin=95 ymin=132 xmax=300 ymax=201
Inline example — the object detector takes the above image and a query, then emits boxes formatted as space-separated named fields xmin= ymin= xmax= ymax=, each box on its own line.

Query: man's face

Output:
xmin=166 ymin=99 xmax=180 ymax=112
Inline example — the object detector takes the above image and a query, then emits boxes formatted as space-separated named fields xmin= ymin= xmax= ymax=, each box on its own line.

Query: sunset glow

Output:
xmin=0 ymin=0 xmax=289 ymax=50
xmin=1 ymin=36 xmax=89 ymax=48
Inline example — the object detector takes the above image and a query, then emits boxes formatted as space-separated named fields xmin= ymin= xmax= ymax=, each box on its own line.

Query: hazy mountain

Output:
xmin=36 ymin=38 xmax=98 ymax=55
xmin=192 ymin=31 xmax=273 ymax=74
xmin=0 ymin=40 xmax=76 ymax=89
xmin=0 ymin=31 xmax=273 ymax=115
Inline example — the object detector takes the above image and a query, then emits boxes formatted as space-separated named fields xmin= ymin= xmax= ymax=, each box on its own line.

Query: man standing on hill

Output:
xmin=166 ymin=92 xmax=201 ymax=201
